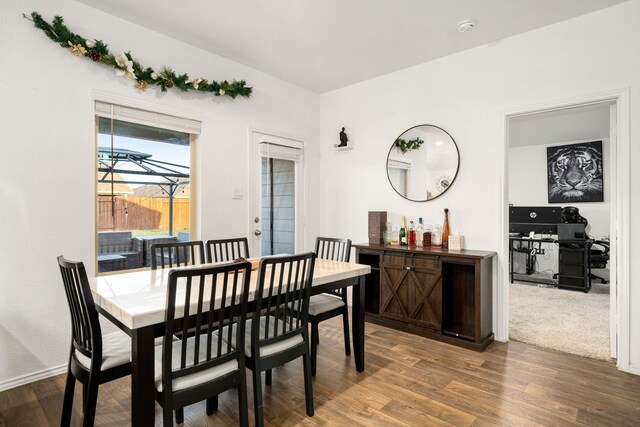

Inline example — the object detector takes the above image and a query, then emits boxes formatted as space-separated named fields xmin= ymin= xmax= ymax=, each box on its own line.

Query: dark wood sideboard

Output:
xmin=353 ymin=243 xmax=496 ymax=351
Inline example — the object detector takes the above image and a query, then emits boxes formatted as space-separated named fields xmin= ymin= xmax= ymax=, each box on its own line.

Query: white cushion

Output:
xmin=74 ymin=330 xmax=130 ymax=372
xmin=154 ymin=335 xmax=238 ymax=392
xmin=308 ymin=293 xmax=345 ymax=316
xmin=222 ymin=318 xmax=304 ymax=358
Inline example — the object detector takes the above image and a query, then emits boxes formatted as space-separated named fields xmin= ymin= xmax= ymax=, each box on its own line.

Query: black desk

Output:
xmin=509 ymin=237 xmax=593 ymax=293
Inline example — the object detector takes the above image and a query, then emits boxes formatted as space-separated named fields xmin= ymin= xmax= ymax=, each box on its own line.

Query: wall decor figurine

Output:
xmin=338 ymin=127 xmax=348 ymax=147
xmin=547 ymin=140 xmax=603 ymax=203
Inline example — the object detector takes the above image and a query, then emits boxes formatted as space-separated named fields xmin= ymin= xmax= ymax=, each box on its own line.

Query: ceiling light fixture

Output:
xmin=457 ymin=19 xmax=475 ymax=33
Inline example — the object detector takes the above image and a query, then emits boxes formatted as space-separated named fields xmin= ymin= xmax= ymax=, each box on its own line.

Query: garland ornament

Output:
xmin=24 ymin=12 xmax=252 ymax=99
xmin=395 ymin=137 xmax=424 ymax=154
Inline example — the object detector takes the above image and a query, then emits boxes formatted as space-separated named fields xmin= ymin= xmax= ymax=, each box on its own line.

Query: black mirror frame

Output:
xmin=386 ymin=124 xmax=460 ymax=202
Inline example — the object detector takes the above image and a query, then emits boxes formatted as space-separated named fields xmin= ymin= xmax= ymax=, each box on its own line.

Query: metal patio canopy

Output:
xmin=98 ymin=147 xmax=189 ymax=235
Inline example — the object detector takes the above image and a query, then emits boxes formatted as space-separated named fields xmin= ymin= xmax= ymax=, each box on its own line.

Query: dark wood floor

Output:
xmin=2 ymin=316 xmax=640 ymax=426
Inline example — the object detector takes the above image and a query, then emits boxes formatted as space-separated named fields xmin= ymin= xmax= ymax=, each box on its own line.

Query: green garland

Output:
xmin=25 ymin=12 xmax=252 ymax=99
xmin=395 ymin=137 xmax=424 ymax=154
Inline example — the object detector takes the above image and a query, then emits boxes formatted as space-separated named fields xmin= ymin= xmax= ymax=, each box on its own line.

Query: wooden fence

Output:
xmin=98 ymin=196 xmax=190 ymax=231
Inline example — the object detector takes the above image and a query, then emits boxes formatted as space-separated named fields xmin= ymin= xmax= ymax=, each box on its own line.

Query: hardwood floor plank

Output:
xmin=2 ymin=316 xmax=640 ymax=426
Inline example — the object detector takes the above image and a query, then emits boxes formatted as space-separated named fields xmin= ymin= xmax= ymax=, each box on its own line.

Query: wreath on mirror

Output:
xmin=394 ymin=137 xmax=424 ymax=154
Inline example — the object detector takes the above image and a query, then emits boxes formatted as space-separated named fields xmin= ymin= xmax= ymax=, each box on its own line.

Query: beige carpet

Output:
xmin=509 ymin=282 xmax=611 ymax=361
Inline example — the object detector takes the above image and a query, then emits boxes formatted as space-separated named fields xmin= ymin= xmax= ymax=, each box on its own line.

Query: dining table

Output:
xmin=89 ymin=257 xmax=371 ymax=426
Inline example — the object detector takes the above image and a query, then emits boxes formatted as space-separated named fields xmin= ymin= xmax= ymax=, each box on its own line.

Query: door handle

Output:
xmin=254 ymin=229 xmax=262 ymax=236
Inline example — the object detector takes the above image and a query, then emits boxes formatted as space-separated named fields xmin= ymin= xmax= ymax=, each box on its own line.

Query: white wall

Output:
xmin=0 ymin=0 xmax=320 ymax=388
xmin=319 ymin=1 xmax=640 ymax=369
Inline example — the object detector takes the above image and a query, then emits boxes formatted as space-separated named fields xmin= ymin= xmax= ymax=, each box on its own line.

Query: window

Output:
xmin=95 ymin=101 xmax=200 ymax=273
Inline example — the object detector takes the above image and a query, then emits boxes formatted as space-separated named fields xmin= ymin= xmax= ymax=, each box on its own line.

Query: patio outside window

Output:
xmin=95 ymin=101 xmax=199 ymax=273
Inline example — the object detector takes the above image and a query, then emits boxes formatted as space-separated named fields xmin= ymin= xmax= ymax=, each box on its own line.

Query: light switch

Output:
xmin=232 ymin=188 xmax=243 ymax=199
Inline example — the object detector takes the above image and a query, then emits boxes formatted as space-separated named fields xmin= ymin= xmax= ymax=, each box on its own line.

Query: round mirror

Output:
xmin=386 ymin=124 xmax=460 ymax=201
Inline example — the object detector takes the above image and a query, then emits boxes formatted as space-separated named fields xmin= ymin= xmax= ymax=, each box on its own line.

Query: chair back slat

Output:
xmin=206 ymin=238 xmax=250 ymax=263
xmin=58 ymin=256 xmax=102 ymax=364
xmin=163 ymin=262 xmax=251 ymax=391
xmin=315 ymin=237 xmax=351 ymax=262
xmin=252 ymin=253 xmax=315 ymax=352
xmin=151 ymin=240 xmax=205 ymax=270
xmin=315 ymin=237 xmax=351 ymax=300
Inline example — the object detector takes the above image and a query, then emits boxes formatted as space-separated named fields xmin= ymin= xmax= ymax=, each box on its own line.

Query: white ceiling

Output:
xmin=509 ymin=103 xmax=612 ymax=148
xmin=76 ymin=0 xmax=628 ymax=93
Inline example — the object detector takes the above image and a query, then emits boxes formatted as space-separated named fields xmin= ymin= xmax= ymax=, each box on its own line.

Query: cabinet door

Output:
xmin=379 ymin=254 xmax=442 ymax=331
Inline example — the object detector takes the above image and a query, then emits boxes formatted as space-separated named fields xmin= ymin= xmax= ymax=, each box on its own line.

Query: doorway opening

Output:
xmin=499 ymin=89 xmax=630 ymax=371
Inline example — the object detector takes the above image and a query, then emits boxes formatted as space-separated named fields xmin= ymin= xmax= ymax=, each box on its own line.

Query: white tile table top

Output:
xmin=89 ymin=258 xmax=370 ymax=330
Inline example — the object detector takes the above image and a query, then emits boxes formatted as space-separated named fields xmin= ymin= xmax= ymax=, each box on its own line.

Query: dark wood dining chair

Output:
xmin=150 ymin=240 xmax=206 ymax=423
xmin=309 ymin=237 xmax=352 ymax=375
xmin=150 ymin=240 xmax=205 ymax=269
xmin=155 ymin=262 xmax=252 ymax=426
xmin=223 ymin=252 xmax=316 ymax=427
xmin=58 ymin=256 xmax=132 ymax=427
xmin=205 ymin=237 xmax=250 ymax=263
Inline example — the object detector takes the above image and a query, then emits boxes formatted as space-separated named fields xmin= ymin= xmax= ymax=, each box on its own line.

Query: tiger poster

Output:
xmin=547 ymin=140 xmax=604 ymax=203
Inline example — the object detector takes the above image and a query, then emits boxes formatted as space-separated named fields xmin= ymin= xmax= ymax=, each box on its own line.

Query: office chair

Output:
xmin=590 ymin=240 xmax=610 ymax=284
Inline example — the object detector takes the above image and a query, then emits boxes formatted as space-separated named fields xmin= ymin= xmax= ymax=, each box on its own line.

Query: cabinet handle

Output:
xmin=403 ymin=266 xmax=415 ymax=271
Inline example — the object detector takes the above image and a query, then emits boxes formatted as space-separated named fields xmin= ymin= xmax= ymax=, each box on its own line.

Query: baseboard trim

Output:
xmin=0 ymin=364 xmax=67 ymax=393
xmin=626 ymin=363 xmax=640 ymax=376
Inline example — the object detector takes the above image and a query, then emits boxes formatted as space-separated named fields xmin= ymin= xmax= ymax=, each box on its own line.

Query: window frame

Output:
xmin=93 ymin=94 xmax=201 ymax=275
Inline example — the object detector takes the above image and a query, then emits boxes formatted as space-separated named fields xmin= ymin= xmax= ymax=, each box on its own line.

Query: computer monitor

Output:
xmin=509 ymin=206 xmax=561 ymax=235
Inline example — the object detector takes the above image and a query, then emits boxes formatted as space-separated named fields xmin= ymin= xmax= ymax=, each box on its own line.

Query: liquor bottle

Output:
xmin=408 ymin=220 xmax=417 ymax=246
xmin=423 ymin=224 xmax=432 ymax=247
xmin=399 ymin=216 xmax=407 ymax=246
xmin=442 ymin=208 xmax=450 ymax=249
xmin=417 ymin=217 xmax=425 ymax=246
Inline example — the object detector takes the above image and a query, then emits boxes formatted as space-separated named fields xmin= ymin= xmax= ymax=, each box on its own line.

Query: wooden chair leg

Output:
xmin=265 ymin=369 xmax=272 ymax=386
xmin=302 ymin=352 xmax=314 ymax=417
xmin=82 ymin=382 xmax=88 ymax=413
xmin=175 ymin=407 xmax=184 ymax=423
xmin=82 ymin=379 xmax=99 ymax=427
xmin=311 ymin=321 xmax=318 ymax=376
xmin=342 ymin=309 xmax=351 ymax=356
xmin=252 ymin=368 xmax=265 ymax=427
xmin=206 ymin=396 xmax=218 ymax=415
xmin=238 ymin=370 xmax=249 ymax=427
xmin=60 ymin=370 xmax=75 ymax=427
xmin=163 ymin=405 xmax=174 ymax=427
